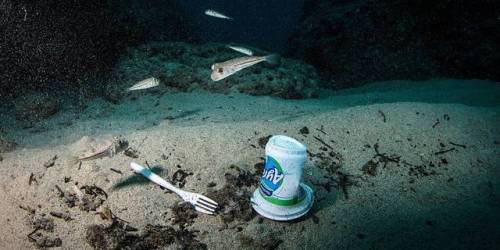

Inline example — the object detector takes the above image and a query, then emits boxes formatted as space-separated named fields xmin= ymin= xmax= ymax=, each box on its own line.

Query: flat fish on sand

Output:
xmin=127 ymin=77 xmax=159 ymax=91
xmin=205 ymin=9 xmax=233 ymax=20
xmin=69 ymin=137 xmax=127 ymax=165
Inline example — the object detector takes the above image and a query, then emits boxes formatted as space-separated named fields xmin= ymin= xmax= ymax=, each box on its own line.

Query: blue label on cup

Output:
xmin=260 ymin=156 xmax=284 ymax=196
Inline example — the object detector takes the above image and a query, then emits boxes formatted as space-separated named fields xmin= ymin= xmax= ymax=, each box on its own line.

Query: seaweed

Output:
xmin=28 ymin=230 xmax=62 ymax=248
xmin=409 ymin=165 xmax=437 ymax=177
xmin=49 ymin=211 xmax=72 ymax=221
xmin=54 ymin=185 xmax=78 ymax=208
xmin=171 ymin=202 xmax=198 ymax=227
xmin=79 ymin=185 xmax=108 ymax=212
xmin=309 ymin=150 xmax=343 ymax=176
xmin=373 ymin=143 xmax=401 ymax=167
xmin=361 ymin=159 xmax=378 ymax=176
xmin=29 ymin=216 xmax=62 ymax=248
xmin=331 ymin=171 xmax=357 ymax=199
xmin=238 ymin=234 xmax=283 ymax=250
xmin=299 ymin=126 xmax=309 ymax=135
xmin=171 ymin=169 xmax=193 ymax=188
xmin=32 ymin=217 xmax=55 ymax=232
xmin=43 ymin=155 xmax=57 ymax=168
xmin=86 ymin=221 xmax=206 ymax=250
xmin=205 ymin=166 xmax=259 ymax=223
xmin=124 ymin=148 xmax=139 ymax=158
xmin=258 ymin=135 xmax=272 ymax=149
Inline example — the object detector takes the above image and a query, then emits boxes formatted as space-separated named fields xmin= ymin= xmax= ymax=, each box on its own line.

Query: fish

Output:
xmin=127 ymin=77 xmax=159 ymax=91
xmin=204 ymin=9 xmax=233 ymax=20
xmin=68 ymin=137 xmax=127 ymax=165
xmin=227 ymin=45 xmax=253 ymax=56
xmin=211 ymin=54 xmax=280 ymax=81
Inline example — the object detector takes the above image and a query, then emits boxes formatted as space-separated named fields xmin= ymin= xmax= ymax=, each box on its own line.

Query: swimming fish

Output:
xmin=69 ymin=137 xmax=127 ymax=165
xmin=204 ymin=9 xmax=233 ymax=20
xmin=127 ymin=77 xmax=159 ymax=91
xmin=211 ymin=54 xmax=280 ymax=81
xmin=227 ymin=45 xmax=253 ymax=56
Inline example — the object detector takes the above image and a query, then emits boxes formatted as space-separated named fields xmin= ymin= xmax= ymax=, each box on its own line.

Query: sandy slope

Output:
xmin=0 ymin=80 xmax=499 ymax=249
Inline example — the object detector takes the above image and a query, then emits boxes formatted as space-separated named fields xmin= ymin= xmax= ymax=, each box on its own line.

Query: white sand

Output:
xmin=0 ymin=79 xmax=499 ymax=249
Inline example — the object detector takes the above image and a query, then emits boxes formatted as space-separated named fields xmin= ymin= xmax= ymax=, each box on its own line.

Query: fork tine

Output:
xmin=195 ymin=205 xmax=214 ymax=215
xmin=199 ymin=196 xmax=218 ymax=206
xmin=196 ymin=201 xmax=217 ymax=212
xmin=198 ymin=198 xmax=218 ymax=209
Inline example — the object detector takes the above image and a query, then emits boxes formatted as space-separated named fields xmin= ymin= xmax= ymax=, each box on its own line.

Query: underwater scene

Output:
xmin=0 ymin=0 xmax=499 ymax=249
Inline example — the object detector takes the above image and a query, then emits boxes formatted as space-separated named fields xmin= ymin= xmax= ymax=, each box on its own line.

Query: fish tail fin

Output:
xmin=265 ymin=54 xmax=281 ymax=66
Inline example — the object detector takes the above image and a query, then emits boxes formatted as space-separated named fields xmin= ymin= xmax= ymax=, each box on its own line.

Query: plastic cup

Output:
xmin=251 ymin=135 xmax=314 ymax=221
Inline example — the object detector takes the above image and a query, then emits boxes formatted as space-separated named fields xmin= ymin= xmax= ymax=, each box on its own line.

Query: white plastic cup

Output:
xmin=259 ymin=135 xmax=307 ymax=206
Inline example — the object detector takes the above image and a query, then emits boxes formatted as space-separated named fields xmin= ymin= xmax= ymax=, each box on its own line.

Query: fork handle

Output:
xmin=130 ymin=162 xmax=182 ymax=195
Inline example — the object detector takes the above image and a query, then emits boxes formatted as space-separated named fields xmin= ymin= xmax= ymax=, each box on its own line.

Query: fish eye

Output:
xmin=218 ymin=68 xmax=224 ymax=73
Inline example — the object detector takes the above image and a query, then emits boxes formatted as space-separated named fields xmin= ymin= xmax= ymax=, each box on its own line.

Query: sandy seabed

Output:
xmin=0 ymin=79 xmax=499 ymax=249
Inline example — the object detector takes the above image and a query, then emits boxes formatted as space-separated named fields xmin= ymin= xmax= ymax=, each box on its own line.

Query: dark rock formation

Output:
xmin=0 ymin=0 xmax=195 ymax=99
xmin=14 ymin=93 xmax=59 ymax=122
xmin=287 ymin=0 xmax=500 ymax=88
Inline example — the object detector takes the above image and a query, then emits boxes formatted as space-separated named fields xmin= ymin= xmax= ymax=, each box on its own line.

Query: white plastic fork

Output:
xmin=130 ymin=162 xmax=218 ymax=215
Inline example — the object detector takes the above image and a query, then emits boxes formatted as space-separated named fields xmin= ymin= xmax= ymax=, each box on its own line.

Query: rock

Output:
xmin=14 ymin=93 xmax=59 ymax=122
xmin=287 ymin=0 xmax=500 ymax=88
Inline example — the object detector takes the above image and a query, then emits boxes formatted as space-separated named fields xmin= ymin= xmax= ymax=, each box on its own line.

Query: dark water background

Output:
xmin=177 ymin=0 xmax=304 ymax=52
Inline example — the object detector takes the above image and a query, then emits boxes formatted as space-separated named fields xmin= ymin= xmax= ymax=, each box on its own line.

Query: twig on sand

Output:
xmin=434 ymin=148 xmax=456 ymax=155
xmin=374 ymin=143 xmax=401 ymax=167
xmin=378 ymin=110 xmax=386 ymax=122
xmin=29 ymin=173 xmax=37 ymax=186
xmin=19 ymin=205 xmax=36 ymax=214
xmin=54 ymin=185 xmax=65 ymax=197
xmin=110 ymin=168 xmax=122 ymax=174
xmin=449 ymin=141 xmax=466 ymax=148
xmin=50 ymin=211 xmax=72 ymax=221
xmin=313 ymin=136 xmax=333 ymax=150
xmin=331 ymin=171 xmax=356 ymax=199
xmin=315 ymin=125 xmax=327 ymax=135
xmin=432 ymin=119 xmax=440 ymax=128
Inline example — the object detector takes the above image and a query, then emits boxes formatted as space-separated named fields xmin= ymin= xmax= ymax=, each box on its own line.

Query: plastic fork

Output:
xmin=130 ymin=162 xmax=218 ymax=215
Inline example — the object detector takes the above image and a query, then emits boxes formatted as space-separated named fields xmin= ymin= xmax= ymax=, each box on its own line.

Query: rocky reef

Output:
xmin=109 ymin=42 xmax=321 ymax=99
xmin=14 ymin=93 xmax=60 ymax=123
xmin=287 ymin=0 xmax=500 ymax=87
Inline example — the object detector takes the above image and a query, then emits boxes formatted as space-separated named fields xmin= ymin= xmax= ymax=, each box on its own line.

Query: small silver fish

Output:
xmin=211 ymin=54 xmax=279 ymax=81
xmin=227 ymin=45 xmax=253 ymax=56
xmin=127 ymin=77 xmax=159 ymax=91
xmin=205 ymin=9 xmax=233 ymax=20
